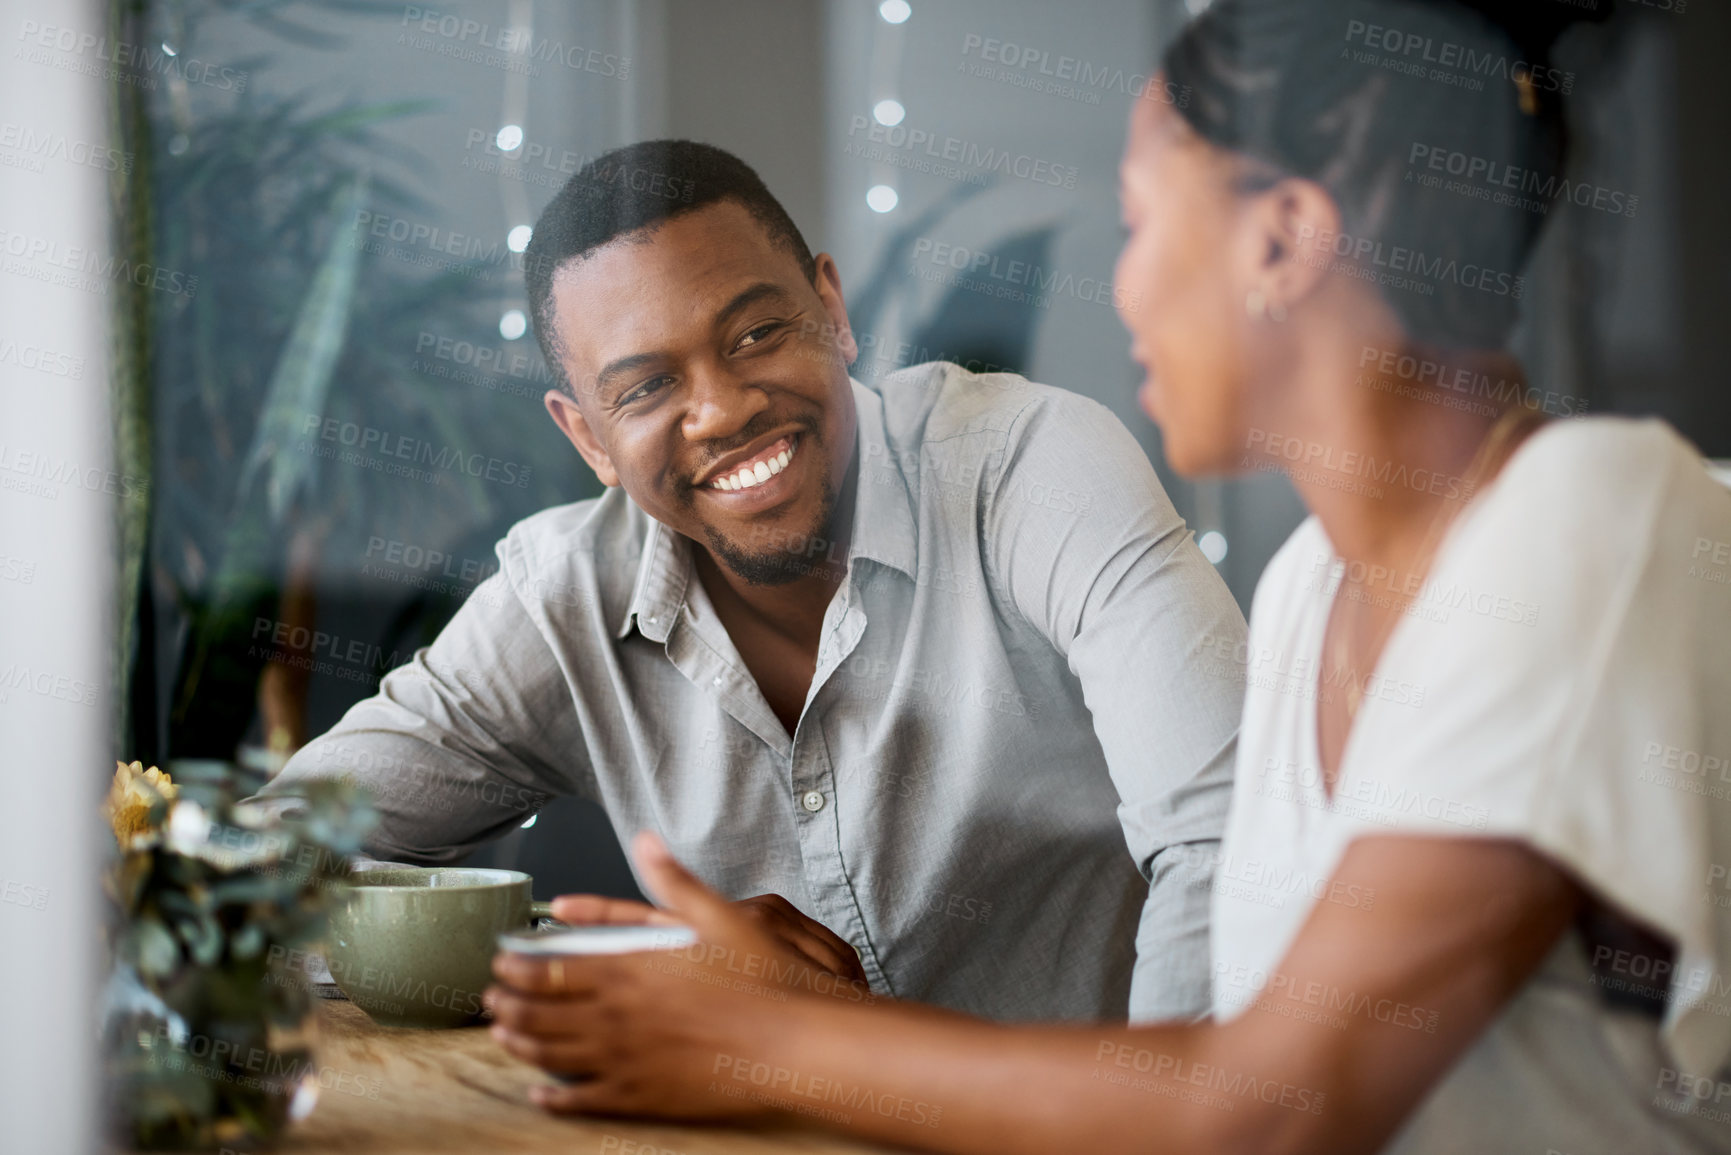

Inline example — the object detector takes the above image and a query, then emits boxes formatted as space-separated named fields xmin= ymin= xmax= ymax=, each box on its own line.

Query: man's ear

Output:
xmin=544 ymin=389 xmax=619 ymax=487
xmin=811 ymin=253 xmax=859 ymax=367
xmin=1248 ymin=176 xmax=1342 ymax=315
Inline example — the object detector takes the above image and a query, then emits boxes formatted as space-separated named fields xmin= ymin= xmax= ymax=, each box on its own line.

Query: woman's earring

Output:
xmin=1247 ymin=288 xmax=1286 ymax=323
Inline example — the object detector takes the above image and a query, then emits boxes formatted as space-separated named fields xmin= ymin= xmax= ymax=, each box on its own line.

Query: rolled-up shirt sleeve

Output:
xmin=983 ymin=387 xmax=1246 ymax=1021
xmin=258 ymin=542 xmax=591 ymax=864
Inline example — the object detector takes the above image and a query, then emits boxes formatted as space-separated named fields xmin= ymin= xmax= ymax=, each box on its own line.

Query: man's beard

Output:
xmin=701 ymin=473 xmax=843 ymax=587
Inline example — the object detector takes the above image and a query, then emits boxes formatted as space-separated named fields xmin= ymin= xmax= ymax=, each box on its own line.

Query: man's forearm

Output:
xmin=252 ymin=572 xmax=580 ymax=861
xmin=259 ymin=726 xmax=554 ymax=863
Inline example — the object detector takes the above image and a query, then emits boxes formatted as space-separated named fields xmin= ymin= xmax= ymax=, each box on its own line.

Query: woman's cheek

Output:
xmin=1114 ymin=236 xmax=1152 ymax=333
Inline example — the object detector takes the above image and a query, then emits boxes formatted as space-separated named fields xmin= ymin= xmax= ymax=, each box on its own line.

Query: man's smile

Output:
xmin=695 ymin=431 xmax=804 ymax=504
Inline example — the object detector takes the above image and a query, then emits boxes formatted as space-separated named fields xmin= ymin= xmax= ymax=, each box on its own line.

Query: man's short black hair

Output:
xmin=524 ymin=139 xmax=818 ymax=396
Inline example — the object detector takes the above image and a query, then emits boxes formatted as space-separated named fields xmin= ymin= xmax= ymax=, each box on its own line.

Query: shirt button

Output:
xmin=712 ymin=675 xmax=723 ymax=686
xmin=801 ymin=790 xmax=826 ymax=812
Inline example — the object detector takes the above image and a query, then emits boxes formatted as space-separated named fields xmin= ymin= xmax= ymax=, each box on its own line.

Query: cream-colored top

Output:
xmin=1214 ymin=417 xmax=1731 ymax=1153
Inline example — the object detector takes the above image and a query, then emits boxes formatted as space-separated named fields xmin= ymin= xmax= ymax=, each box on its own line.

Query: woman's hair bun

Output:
xmin=1447 ymin=0 xmax=1613 ymax=57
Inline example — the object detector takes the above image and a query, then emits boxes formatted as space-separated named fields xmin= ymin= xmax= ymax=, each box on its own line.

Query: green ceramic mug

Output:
xmin=325 ymin=867 xmax=552 ymax=1029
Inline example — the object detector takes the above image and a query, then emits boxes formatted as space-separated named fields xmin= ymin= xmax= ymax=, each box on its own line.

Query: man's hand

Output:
xmin=486 ymin=833 xmax=876 ymax=1117
xmin=549 ymin=887 xmax=868 ymax=987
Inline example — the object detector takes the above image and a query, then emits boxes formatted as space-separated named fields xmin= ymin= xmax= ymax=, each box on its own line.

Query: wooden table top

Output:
xmin=286 ymin=999 xmax=908 ymax=1155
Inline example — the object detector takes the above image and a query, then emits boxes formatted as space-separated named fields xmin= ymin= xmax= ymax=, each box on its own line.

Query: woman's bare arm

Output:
xmin=488 ymin=833 xmax=1580 ymax=1155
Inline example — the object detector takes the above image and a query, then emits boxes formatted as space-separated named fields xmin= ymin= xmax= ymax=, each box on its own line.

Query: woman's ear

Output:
xmin=544 ymin=389 xmax=620 ymax=487
xmin=1249 ymin=176 xmax=1342 ymax=316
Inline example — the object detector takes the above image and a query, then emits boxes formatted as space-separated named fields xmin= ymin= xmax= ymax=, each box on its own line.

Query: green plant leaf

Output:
xmin=237 ymin=174 xmax=371 ymax=523
xmin=208 ymin=873 xmax=287 ymax=908
xmin=182 ymin=913 xmax=225 ymax=967
xmin=230 ymin=923 xmax=265 ymax=960
xmin=300 ymin=99 xmax=439 ymax=140
xmin=133 ymin=917 xmax=181 ymax=978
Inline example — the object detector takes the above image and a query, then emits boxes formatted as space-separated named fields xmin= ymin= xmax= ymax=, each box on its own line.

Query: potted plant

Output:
xmin=103 ymin=759 xmax=376 ymax=1149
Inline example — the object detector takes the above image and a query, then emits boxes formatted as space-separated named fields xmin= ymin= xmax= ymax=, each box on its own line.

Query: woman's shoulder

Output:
xmin=1339 ymin=417 xmax=1731 ymax=1079
xmin=1458 ymin=415 xmax=1730 ymax=598
xmin=1492 ymin=415 xmax=1713 ymax=520
xmin=1365 ymin=414 xmax=1729 ymax=781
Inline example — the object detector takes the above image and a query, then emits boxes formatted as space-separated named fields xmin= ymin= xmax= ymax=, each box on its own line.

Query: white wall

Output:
xmin=0 ymin=1 xmax=112 ymax=1150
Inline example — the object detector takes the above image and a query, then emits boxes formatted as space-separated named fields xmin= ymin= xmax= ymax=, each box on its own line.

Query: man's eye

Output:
xmin=622 ymin=376 xmax=673 ymax=405
xmin=736 ymin=322 xmax=781 ymax=350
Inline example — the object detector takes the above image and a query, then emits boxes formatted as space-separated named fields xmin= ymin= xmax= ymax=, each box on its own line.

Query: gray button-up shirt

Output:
xmin=267 ymin=364 xmax=1246 ymax=1023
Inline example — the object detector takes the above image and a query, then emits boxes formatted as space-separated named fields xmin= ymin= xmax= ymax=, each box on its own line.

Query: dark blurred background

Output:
xmin=115 ymin=0 xmax=1730 ymax=900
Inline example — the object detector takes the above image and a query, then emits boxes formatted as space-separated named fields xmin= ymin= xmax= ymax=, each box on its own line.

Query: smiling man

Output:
xmin=266 ymin=140 xmax=1247 ymax=1023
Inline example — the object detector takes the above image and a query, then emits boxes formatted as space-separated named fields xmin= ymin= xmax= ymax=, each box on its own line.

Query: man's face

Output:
xmin=542 ymin=200 xmax=859 ymax=584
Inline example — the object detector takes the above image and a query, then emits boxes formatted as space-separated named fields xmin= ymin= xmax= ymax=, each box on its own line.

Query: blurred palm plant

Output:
xmin=113 ymin=0 xmax=590 ymax=765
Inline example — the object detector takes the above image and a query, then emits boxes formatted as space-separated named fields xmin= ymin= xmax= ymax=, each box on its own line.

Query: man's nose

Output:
xmin=681 ymin=365 xmax=768 ymax=442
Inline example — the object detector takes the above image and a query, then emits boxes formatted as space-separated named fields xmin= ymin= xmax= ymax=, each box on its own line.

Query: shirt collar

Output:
xmin=616 ymin=514 xmax=690 ymax=642
xmin=615 ymin=376 xmax=918 ymax=641
xmin=846 ymin=376 xmax=918 ymax=581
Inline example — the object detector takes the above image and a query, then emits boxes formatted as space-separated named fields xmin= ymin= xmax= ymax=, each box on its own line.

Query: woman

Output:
xmin=485 ymin=1 xmax=1731 ymax=1151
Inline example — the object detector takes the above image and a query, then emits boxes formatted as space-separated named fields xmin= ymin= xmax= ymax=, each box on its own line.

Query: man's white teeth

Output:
xmin=711 ymin=444 xmax=795 ymax=491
